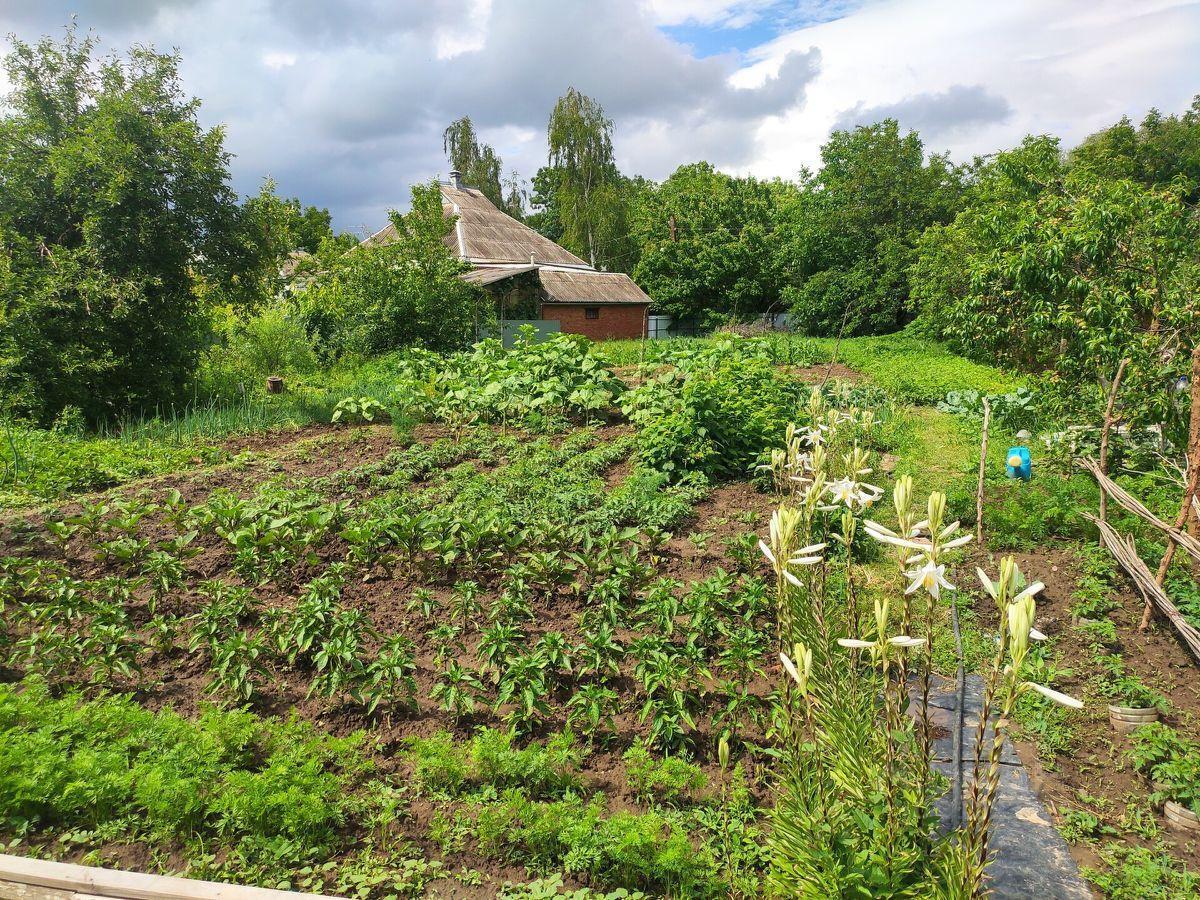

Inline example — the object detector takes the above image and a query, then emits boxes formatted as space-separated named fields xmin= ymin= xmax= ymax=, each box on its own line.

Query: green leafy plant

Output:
xmin=332 ymin=396 xmax=386 ymax=425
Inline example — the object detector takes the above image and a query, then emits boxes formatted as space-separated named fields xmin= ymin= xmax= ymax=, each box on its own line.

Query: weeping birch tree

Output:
xmin=442 ymin=116 xmax=525 ymax=217
xmin=545 ymin=88 xmax=625 ymax=269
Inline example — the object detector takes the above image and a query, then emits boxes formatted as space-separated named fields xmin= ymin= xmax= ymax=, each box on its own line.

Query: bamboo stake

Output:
xmin=1098 ymin=359 xmax=1129 ymax=523
xmin=1084 ymin=513 xmax=1200 ymax=664
xmin=975 ymin=397 xmax=990 ymax=546
xmin=1185 ymin=346 xmax=1200 ymax=538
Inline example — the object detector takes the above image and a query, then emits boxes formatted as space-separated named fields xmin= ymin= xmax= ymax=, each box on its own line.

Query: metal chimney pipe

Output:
xmin=449 ymin=169 xmax=463 ymax=189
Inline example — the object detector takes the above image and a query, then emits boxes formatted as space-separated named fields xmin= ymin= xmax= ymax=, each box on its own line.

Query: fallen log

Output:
xmin=1083 ymin=512 xmax=1200 ymax=665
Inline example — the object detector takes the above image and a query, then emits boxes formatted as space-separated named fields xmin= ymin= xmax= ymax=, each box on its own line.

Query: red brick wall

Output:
xmin=543 ymin=303 xmax=648 ymax=341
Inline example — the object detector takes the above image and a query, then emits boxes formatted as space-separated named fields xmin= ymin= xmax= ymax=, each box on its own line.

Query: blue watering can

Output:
xmin=1006 ymin=430 xmax=1032 ymax=481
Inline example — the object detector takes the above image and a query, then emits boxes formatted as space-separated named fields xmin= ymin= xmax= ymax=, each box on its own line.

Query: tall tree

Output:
xmin=0 ymin=26 xmax=264 ymax=424
xmin=442 ymin=115 xmax=523 ymax=216
xmin=545 ymin=87 xmax=626 ymax=269
xmin=1070 ymin=95 xmax=1200 ymax=198
xmin=632 ymin=163 xmax=780 ymax=323
xmin=912 ymin=135 xmax=1200 ymax=429
xmin=776 ymin=119 xmax=965 ymax=335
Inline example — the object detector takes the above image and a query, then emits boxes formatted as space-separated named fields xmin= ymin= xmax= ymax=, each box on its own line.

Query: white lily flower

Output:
xmin=788 ymin=542 xmax=827 ymax=566
xmin=783 ymin=570 xmax=805 ymax=589
xmin=1029 ymin=627 xmax=1047 ymax=641
xmin=780 ymin=652 xmax=801 ymax=684
xmin=905 ymin=559 xmax=955 ymax=600
xmin=888 ymin=635 xmax=926 ymax=648
xmin=942 ymin=533 xmax=974 ymax=550
xmin=1014 ymin=582 xmax=1045 ymax=602
xmin=1025 ymin=682 xmax=1084 ymax=709
xmin=758 ymin=540 xmax=776 ymax=565
xmin=837 ymin=638 xmax=874 ymax=650
xmin=826 ymin=478 xmax=883 ymax=510
xmin=863 ymin=523 xmax=928 ymax=551
xmin=976 ymin=567 xmax=998 ymax=599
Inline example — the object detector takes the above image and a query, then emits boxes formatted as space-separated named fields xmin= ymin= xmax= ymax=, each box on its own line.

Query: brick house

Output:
xmin=367 ymin=172 xmax=651 ymax=341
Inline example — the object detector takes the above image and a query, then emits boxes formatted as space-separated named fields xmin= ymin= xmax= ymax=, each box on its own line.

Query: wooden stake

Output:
xmin=1098 ymin=358 xmax=1129 ymax=523
xmin=975 ymin=397 xmax=991 ymax=546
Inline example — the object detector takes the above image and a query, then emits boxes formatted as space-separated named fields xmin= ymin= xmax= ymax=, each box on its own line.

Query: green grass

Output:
xmin=602 ymin=331 xmax=1020 ymax=405
xmin=0 ymin=422 xmax=221 ymax=509
xmin=808 ymin=333 xmax=1022 ymax=403
xmin=0 ymin=356 xmax=416 ymax=507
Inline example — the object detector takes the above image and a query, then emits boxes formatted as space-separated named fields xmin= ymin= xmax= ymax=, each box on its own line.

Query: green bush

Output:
xmin=199 ymin=305 xmax=319 ymax=401
xmin=298 ymin=183 xmax=486 ymax=358
xmin=620 ymin=338 xmax=805 ymax=478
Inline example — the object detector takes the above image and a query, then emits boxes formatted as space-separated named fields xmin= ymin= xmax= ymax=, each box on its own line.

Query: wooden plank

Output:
xmin=0 ymin=878 xmax=77 ymax=900
xmin=0 ymin=858 xmax=339 ymax=900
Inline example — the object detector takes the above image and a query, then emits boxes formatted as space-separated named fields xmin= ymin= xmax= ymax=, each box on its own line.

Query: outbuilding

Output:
xmin=366 ymin=171 xmax=651 ymax=341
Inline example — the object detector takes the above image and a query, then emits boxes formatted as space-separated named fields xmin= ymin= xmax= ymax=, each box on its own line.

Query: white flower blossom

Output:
xmin=1025 ymin=682 xmax=1083 ymax=709
xmin=904 ymin=559 xmax=955 ymax=600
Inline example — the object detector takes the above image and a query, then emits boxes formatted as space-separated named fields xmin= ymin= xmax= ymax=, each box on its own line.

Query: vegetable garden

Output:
xmin=2 ymin=333 xmax=1199 ymax=898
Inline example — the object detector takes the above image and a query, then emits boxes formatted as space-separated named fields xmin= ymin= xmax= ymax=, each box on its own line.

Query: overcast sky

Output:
xmin=1 ymin=0 xmax=1197 ymax=234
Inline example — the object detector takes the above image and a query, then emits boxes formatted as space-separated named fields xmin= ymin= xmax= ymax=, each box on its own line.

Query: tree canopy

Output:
xmin=297 ymin=183 xmax=486 ymax=358
xmin=775 ymin=120 xmax=965 ymax=336
xmin=443 ymin=115 xmax=523 ymax=218
xmin=912 ymin=134 xmax=1200 ymax=426
xmin=632 ymin=163 xmax=781 ymax=324
xmin=544 ymin=88 xmax=630 ymax=270
xmin=0 ymin=27 xmax=268 ymax=424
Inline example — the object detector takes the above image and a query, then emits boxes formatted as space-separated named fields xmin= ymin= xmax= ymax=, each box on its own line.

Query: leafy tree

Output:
xmin=0 ymin=27 xmax=265 ymax=424
xmin=289 ymin=201 xmax=341 ymax=253
xmin=297 ymin=183 xmax=488 ymax=357
xmin=443 ymin=115 xmax=524 ymax=217
xmin=632 ymin=162 xmax=780 ymax=323
xmin=913 ymin=135 xmax=1200 ymax=428
xmin=545 ymin=87 xmax=627 ymax=269
xmin=777 ymin=120 xmax=965 ymax=336
xmin=1070 ymin=96 xmax=1200 ymax=197
xmin=526 ymin=166 xmax=566 ymax=244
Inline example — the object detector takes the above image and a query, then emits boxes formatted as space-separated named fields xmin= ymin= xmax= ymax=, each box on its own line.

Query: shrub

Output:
xmin=199 ymin=304 xmax=319 ymax=400
xmin=298 ymin=183 xmax=486 ymax=358
xmin=620 ymin=338 xmax=804 ymax=478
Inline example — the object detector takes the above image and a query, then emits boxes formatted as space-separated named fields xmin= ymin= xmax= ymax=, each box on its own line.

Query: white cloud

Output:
xmin=434 ymin=0 xmax=492 ymax=59
xmin=261 ymin=50 xmax=297 ymax=69
xmin=643 ymin=0 xmax=779 ymax=27
xmin=0 ymin=0 xmax=1196 ymax=232
xmin=743 ymin=0 xmax=1200 ymax=176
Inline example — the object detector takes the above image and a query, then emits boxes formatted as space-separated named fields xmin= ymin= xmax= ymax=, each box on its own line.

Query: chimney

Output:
xmin=449 ymin=169 xmax=463 ymax=189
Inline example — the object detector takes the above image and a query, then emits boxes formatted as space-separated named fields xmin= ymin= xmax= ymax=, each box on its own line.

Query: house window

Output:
xmin=585 ymin=307 xmax=600 ymax=320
